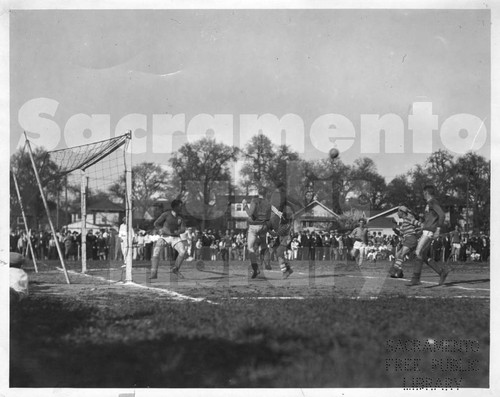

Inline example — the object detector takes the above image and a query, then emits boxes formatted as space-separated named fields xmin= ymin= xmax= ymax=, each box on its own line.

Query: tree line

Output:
xmin=10 ymin=135 xmax=490 ymax=233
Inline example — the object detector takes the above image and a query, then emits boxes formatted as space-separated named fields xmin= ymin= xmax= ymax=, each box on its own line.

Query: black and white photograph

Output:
xmin=1 ymin=0 xmax=497 ymax=395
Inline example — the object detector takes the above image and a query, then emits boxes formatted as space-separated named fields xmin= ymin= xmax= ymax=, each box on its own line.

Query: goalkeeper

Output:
xmin=150 ymin=199 xmax=187 ymax=279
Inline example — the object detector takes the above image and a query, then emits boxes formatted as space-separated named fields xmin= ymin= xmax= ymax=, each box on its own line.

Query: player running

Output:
xmin=349 ymin=218 xmax=369 ymax=266
xmin=407 ymin=185 xmax=450 ymax=286
xmin=388 ymin=206 xmax=420 ymax=278
xmin=150 ymin=199 xmax=188 ymax=279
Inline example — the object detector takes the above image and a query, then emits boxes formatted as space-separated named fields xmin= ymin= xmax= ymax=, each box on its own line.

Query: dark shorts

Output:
xmin=402 ymin=234 xmax=418 ymax=249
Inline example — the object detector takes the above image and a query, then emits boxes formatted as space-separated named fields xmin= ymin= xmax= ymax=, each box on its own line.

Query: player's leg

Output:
xmin=150 ymin=238 xmax=166 ymax=279
xmin=276 ymin=234 xmax=293 ymax=278
xmin=390 ymin=245 xmax=409 ymax=278
xmin=408 ymin=234 xmax=428 ymax=286
xmin=426 ymin=245 xmax=450 ymax=285
xmin=247 ymin=225 xmax=262 ymax=278
xmin=171 ymin=239 xmax=187 ymax=274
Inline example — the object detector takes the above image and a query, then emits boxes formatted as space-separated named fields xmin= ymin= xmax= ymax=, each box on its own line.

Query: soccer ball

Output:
xmin=329 ymin=147 xmax=340 ymax=160
xmin=196 ymin=260 xmax=205 ymax=271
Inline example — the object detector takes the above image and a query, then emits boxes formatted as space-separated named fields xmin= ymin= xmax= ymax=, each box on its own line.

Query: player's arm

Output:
xmin=153 ymin=212 xmax=167 ymax=230
xmin=177 ymin=218 xmax=187 ymax=235
xmin=431 ymin=200 xmax=446 ymax=236
xmin=244 ymin=198 xmax=257 ymax=218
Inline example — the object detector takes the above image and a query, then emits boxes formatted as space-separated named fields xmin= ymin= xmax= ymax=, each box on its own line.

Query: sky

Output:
xmin=8 ymin=8 xmax=491 ymax=182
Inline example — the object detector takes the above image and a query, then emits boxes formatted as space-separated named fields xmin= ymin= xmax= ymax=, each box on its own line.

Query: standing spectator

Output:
xmin=220 ymin=230 xmax=232 ymax=264
xmin=86 ymin=230 xmax=96 ymax=261
xmin=195 ymin=238 xmax=203 ymax=260
xmin=450 ymin=225 xmax=462 ymax=262
xmin=48 ymin=233 xmax=57 ymax=259
xmin=479 ymin=232 xmax=490 ymax=262
xmin=63 ymin=231 xmax=75 ymax=261
xmin=336 ymin=231 xmax=345 ymax=261
xmin=308 ymin=232 xmax=317 ymax=261
xmin=96 ymin=231 xmax=108 ymax=260
xmin=291 ymin=236 xmax=299 ymax=260
xmin=136 ymin=231 xmax=145 ymax=260
xmin=210 ymin=240 xmax=218 ymax=261
xmin=17 ymin=232 xmax=27 ymax=255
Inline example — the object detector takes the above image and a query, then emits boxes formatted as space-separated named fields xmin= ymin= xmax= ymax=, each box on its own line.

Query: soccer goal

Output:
xmin=34 ymin=132 xmax=134 ymax=283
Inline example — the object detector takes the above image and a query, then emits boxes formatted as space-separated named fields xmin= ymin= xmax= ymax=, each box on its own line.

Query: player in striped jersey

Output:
xmin=389 ymin=206 xmax=420 ymax=278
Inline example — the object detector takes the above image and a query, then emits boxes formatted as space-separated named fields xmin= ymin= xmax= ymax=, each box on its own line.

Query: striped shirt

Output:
xmin=399 ymin=218 xmax=421 ymax=238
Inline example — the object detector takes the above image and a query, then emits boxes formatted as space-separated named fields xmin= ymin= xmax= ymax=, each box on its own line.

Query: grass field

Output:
xmin=10 ymin=258 xmax=490 ymax=389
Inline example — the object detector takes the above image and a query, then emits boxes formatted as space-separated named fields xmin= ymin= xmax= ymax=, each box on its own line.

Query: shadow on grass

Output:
xmin=10 ymin=294 xmax=284 ymax=388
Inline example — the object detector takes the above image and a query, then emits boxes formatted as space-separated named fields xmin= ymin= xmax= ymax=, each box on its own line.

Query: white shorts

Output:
xmin=161 ymin=236 xmax=182 ymax=247
xmin=452 ymin=243 xmax=461 ymax=249
xmin=353 ymin=241 xmax=365 ymax=250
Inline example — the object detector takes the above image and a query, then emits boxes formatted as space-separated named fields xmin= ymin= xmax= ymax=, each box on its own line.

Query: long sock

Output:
xmin=426 ymin=258 xmax=443 ymax=275
xmin=150 ymin=256 xmax=159 ymax=277
xmin=413 ymin=258 xmax=423 ymax=276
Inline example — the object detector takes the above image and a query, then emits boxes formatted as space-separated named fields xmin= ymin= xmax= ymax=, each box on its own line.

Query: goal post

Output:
xmin=40 ymin=132 xmax=133 ymax=280
xmin=24 ymin=134 xmax=70 ymax=284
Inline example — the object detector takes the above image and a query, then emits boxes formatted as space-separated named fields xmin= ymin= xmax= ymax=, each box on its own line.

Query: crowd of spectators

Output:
xmin=9 ymin=225 xmax=490 ymax=264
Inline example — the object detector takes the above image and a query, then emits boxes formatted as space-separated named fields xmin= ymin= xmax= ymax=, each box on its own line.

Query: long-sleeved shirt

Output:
xmin=350 ymin=226 xmax=368 ymax=243
xmin=154 ymin=211 xmax=186 ymax=237
xmin=422 ymin=198 xmax=445 ymax=232
xmin=399 ymin=217 xmax=421 ymax=238
xmin=245 ymin=197 xmax=271 ymax=225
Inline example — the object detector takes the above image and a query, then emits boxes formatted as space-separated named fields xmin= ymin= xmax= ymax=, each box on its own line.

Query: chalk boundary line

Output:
xmin=54 ymin=267 xmax=490 ymax=303
xmin=61 ymin=268 xmax=217 ymax=304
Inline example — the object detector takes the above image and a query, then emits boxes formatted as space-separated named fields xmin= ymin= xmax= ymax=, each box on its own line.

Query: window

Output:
xmin=235 ymin=203 xmax=243 ymax=212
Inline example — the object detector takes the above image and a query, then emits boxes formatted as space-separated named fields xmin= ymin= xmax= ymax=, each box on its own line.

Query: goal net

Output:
xmin=43 ymin=133 xmax=134 ymax=281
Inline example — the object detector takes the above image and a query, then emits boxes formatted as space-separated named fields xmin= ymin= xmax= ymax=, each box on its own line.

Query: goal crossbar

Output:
xmin=44 ymin=133 xmax=130 ymax=175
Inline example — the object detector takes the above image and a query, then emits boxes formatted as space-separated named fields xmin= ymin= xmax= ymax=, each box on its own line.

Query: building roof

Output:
xmin=368 ymin=207 xmax=398 ymax=222
xmin=367 ymin=217 xmax=397 ymax=229
xmin=294 ymin=200 xmax=340 ymax=218
xmin=87 ymin=198 xmax=124 ymax=212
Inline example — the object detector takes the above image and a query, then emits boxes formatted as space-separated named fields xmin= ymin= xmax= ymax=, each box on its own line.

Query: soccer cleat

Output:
xmin=186 ymin=256 xmax=195 ymax=262
xmin=149 ymin=273 xmax=158 ymax=280
xmin=406 ymin=273 xmax=421 ymax=286
xmin=171 ymin=267 xmax=185 ymax=279
xmin=439 ymin=267 xmax=450 ymax=285
xmin=265 ymin=264 xmax=272 ymax=270
xmin=282 ymin=267 xmax=294 ymax=279
xmin=251 ymin=269 xmax=260 ymax=279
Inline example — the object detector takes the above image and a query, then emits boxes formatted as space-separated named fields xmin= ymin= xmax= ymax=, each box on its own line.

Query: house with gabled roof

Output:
xmin=367 ymin=207 xmax=399 ymax=236
xmin=292 ymin=200 xmax=340 ymax=232
xmin=70 ymin=197 xmax=125 ymax=229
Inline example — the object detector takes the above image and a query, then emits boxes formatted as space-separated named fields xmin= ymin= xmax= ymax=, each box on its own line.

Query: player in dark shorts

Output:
xmin=267 ymin=184 xmax=295 ymax=279
xmin=407 ymin=185 xmax=449 ymax=286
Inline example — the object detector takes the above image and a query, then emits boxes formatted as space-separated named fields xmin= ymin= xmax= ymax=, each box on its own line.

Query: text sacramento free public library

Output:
xmin=17 ymin=98 xmax=487 ymax=155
